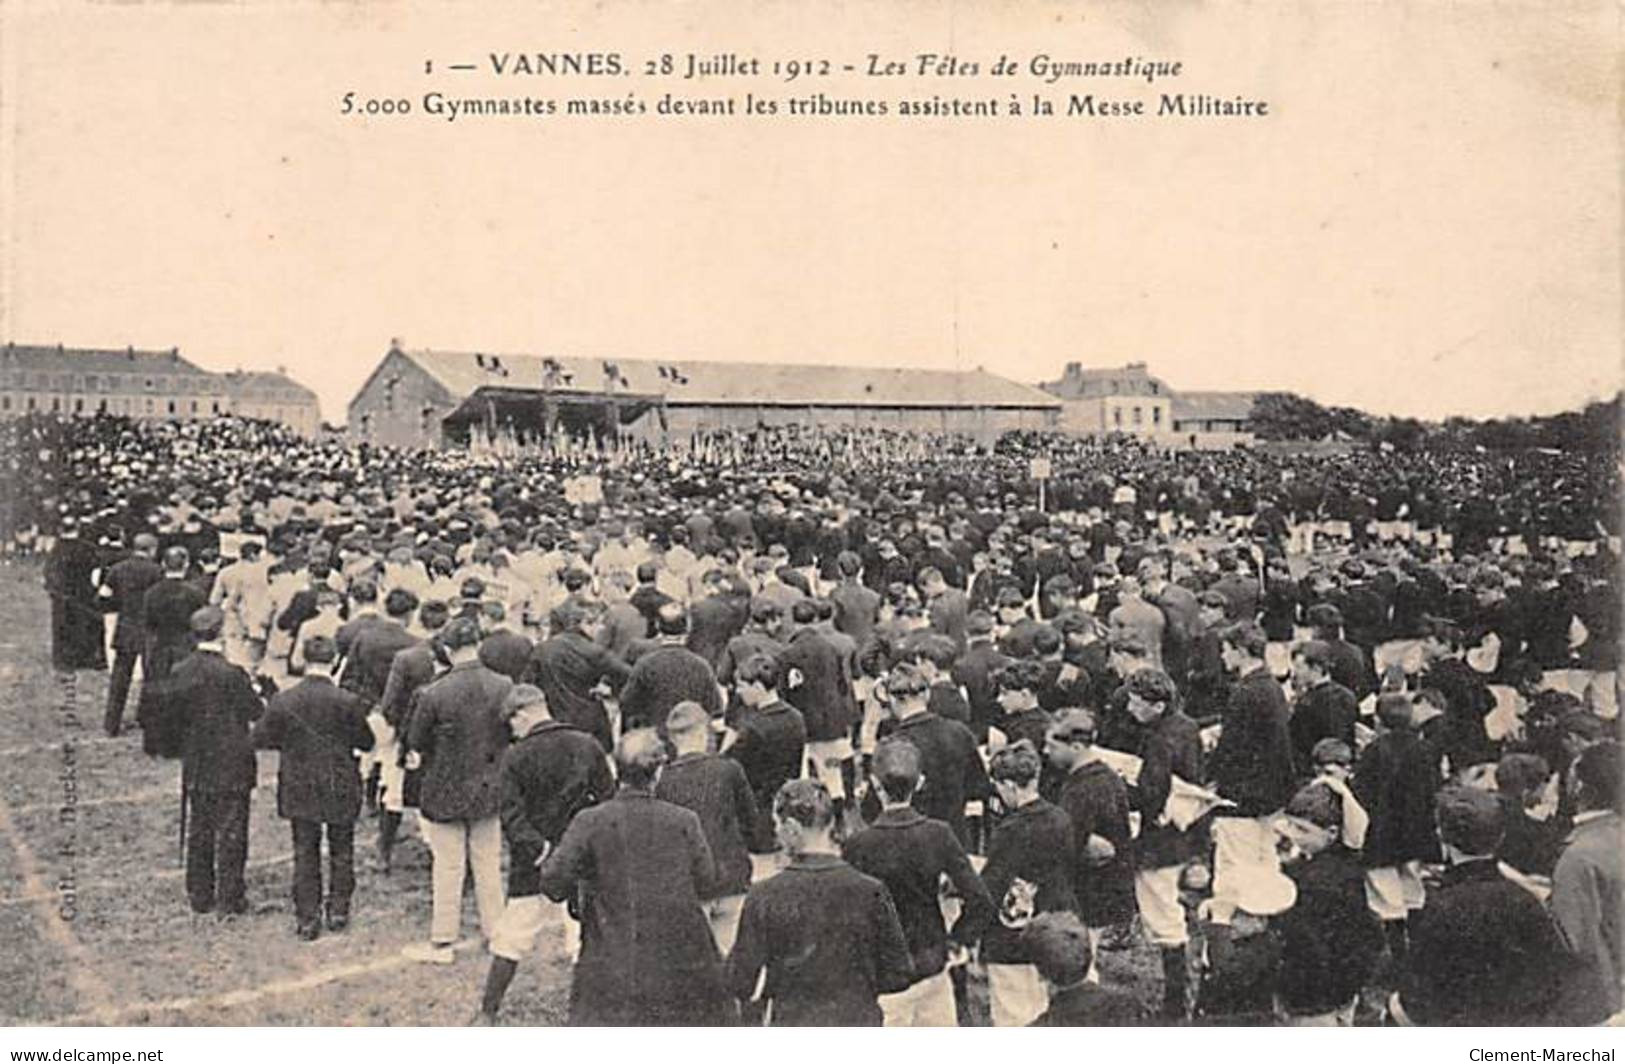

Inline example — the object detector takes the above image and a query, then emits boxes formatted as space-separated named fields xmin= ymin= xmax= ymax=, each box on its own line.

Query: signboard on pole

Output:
xmin=1029 ymin=457 xmax=1052 ymax=480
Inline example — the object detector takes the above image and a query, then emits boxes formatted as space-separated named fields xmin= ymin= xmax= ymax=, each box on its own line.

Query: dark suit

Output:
xmin=952 ymin=640 xmax=1011 ymax=744
xmin=844 ymin=808 xmax=993 ymax=981
xmin=1133 ymin=709 xmax=1205 ymax=868
xmin=880 ymin=712 xmax=989 ymax=848
xmin=1352 ymin=729 xmax=1443 ymax=867
xmin=1057 ymin=760 xmax=1136 ymax=928
xmin=727 ymin=853 xmax=914 ymax=1026
xmin=726 ymin=700 xmax=807 ymax=850
xmin=499 ymin=720 xmax=614 ymax=897
xmin=1030 ymin=982 xmax=1147 ymax=1026
xmin=656 ymin=752 xmax=758 ymax=899
xmin=687 ymin=594 xmax=747 ymax=669
xmin=138 ymin=575 xmax=207 ymax=754
xmin=477 ymin=628 xmax=534 ymax=683
xmin=979 ymin=798 xmax=1078 ymax=964
xmin=526 ymin=630 xmax=631 ymax=751
xmin=778 ymin=628 xmax=856 ymax=743
xmin=253 ymin=675 xmax=376 ymax=925
xmin=618 ymin=643 xmax=723 ymax=734
xmin=1398 ymin=859 xmax=1584 ymax=1025
xmin=1210 ymin=669 xmax=1296 ymax=817
xmin=830 ymin=580 xmax=881 ymax=647
xmin=406 ymin=660 xmax=512 ymax=823
xmin=165 ymin=648 xmax=263 ymax=914
xmin=340 ymin=619 xmax=416 ymax=704
xmin=539 ymin=789 xmax=733 ymax=1026
xmin=101 ymin=553 xmax=163 ymax=734
xmin=1289 ymin=680 xmax=1358 ymax=777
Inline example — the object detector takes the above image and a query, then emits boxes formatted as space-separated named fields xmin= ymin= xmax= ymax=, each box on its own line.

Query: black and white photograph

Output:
xmin=0 ymin=0 xmax=1619 ymax=1043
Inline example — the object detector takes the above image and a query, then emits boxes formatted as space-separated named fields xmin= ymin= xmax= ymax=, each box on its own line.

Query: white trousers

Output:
xmin=422 ymin=815 xmax=505 ymax=945
xmin=986 ymin=963 xmax=1047 ymax=1027
xmin=1211 ymin=816 xmax=1282 ymax=924
xmin=1134 ymin=864 xmax=1189 ymax=947
xmin=879 ymin=970 xmax=957 ymax=1027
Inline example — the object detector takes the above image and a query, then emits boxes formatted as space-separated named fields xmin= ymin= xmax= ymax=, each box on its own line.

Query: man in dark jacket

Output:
xmin=779 ymin=600 xmax=859 ymax=812
xmin=525 ymin=601 xmax=630 ymax=751
xmin=979 ymin=740 xmax=1077 ymax=1027
xmin=164 ymin=606 xmax=263 ymax=915
xmin=1123 ymin=667 xmax=1204 ymax=1019
xmin=725 ymin=653 xmax=807 ymax=850
xmin=1209 ymin=622 xmax=1296 ymax=924
xmin=1353 ymin=693 xmax=1443 ymax=967
xmin=951 ymin=611 xmax=1011 ymax=743
xmin=657 ymin=702 xmax=758 ymax=956
xmin=1394 ymin=785 xmax=1583 ymax=1025
xmin=876 ymin=663 xmax=989 ymax=848
xmin=474 ymin=684 xmax=614 ymax=1024
xmin=374 ymin=598 xmax=449 ymax=868
xmin=252 ymin=634 xmax=375 ymax=939
xmin=1045 ymin=708 xmax=1136 ymax=972
xmin=617 ymin=603 xmax=723 ymax=734
xmin=1419 ymin=617 xmax=1497 ymax=771
xmin=1305 ymin=603 xmax=1378 ymax=701
xmin=1024 ymin=911 xmax=1146 ymax=1026
xmin=829 ymin=551 xmax=882 ymax=647
xmin=727 ymin=779 xmax=915 ymax=1025
xmin=402 ymin=617 xmax=512 ymax=964
xmin=45 ymin=515 xmax=105 ymax=672
xmin=844 ymin=739 xmax=993 ymax=1026
xmin=539 ymin=729 xmax=734 ymax=1025
xmin=475 ymin=601 xmax=533 ymax=683
xmin=686 ymin=571 xmax=749 ymax=669
xmin=100 ymin=532 xmax=163 ymax=736
xmin=1289 ymin=641 xmax=1359 ymax=778
xmin=138 ymin=546 xmax=208 ymax=755
xmin=1274 ymin=782 xmax=1384 ymax=1025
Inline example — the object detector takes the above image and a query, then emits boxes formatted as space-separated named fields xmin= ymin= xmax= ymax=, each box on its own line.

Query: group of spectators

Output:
xmin=9 ymin=408 xmax=1622 ymax=1027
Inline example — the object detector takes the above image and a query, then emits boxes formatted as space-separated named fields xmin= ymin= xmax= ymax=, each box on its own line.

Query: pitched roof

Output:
xmin=1172 ymin=391 xmax=1257 ymax=421
xmin=1 ymin=343 xmax=212 ymax=376
xmin=1041 ymin=363 xmax=1169 ymax=400
xmin=394 ymin=348 xmax=1059 ymax=410
xmin=221 ymin=370 xmax=317 ymax=399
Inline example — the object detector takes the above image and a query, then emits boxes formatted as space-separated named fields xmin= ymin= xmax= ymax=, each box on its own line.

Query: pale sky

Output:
xmin=2 ymin=0 xmax=1619 ymax=424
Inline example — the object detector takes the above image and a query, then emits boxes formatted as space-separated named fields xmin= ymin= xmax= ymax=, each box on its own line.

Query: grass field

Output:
xmin=0 ymin=559 xmax=1163 ymax=1027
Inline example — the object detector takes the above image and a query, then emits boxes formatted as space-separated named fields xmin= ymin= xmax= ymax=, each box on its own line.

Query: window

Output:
xmin=1150 ymin=382 xmax=1159 ymax=395
xmin=84 ymin=375 xmax=97 ymax=391
xmin=51 ymin=396 xmax=61 ymax=412
xmin=74 ymin=398 xmax=84 ymax=413
xmin=1153 ymin=406 xmax=1162 ymax=425
xmin=145 ymin=378 xmax=155 ymax=391
xmin=211 ymin=401 xmax=220 ymax=414
xmin=167 ymin=400 xmax=176 ymax=415
xmin=97 ymin=399 xmax=107 ymax=413
xmin=1113 ymin=408 xmax=1122 ymax=427
xmin=145 ymin=398 xmax=154 ymax=413
xmin=27 ymin=396 xmax=36 ymax=410
xmin=1 ymin=395 xmax=8 ymax=411
xmin=190 ymin=400 xmax=198 ymax=414
xmin=1133 ymin=406 xmax=1143 ymax=425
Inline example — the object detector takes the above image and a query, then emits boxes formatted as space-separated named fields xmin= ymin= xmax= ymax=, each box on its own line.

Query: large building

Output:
xmin=1041 ymin=361 xmax=1174 ymax=435
xmin=1039 ymin=361 xmax=1258 ymax=446
xmin=219 ymin=369 xmax=321 ymax=437
xmin=0 ymin=343 xmax=321 ymax=436
xmin=347 ymin=344 xmax=1060 ymax=449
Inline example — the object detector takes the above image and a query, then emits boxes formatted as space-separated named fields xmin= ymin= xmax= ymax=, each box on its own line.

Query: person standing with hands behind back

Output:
xmin=253 ymin=634 xmax=375 ymax=941
xmin=472 ymin=684 xmax=613 ymax=1025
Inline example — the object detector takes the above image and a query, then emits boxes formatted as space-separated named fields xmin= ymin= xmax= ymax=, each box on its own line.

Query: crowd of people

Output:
xmin=7 ymin=408 xmax=1622 ymax=1027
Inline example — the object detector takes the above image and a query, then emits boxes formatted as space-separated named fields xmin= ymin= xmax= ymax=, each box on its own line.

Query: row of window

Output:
xmin=0 ymin=372 xmax=308 ymax=402
xmin=0 ymin=394 xmax=224 ymax=416
xmin=1111 ymin=404 xmax=1164 ymax=428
